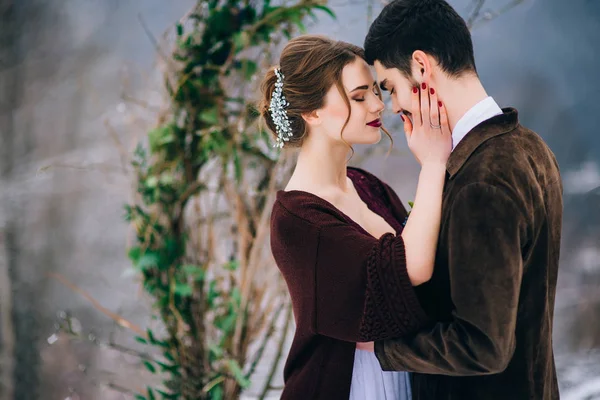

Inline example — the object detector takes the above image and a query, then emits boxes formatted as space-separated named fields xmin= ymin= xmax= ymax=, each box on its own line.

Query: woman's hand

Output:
xmin=403 ymin=83 xmax=452 ymax=167
xmin=356 ymin=342 xmax=375 ymax=352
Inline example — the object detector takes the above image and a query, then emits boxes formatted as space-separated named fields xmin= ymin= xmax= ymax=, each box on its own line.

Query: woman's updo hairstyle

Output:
xmin=259 ymin=35 xmax=364 ymax=148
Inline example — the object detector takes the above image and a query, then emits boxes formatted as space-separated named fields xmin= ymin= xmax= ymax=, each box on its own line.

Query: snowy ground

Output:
xmin=558 ymin=350 xmax=600 ymax=400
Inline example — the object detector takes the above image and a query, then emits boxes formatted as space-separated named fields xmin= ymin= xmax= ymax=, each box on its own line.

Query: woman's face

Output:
xmin=316 ymin=57 xmax=386 ymax=146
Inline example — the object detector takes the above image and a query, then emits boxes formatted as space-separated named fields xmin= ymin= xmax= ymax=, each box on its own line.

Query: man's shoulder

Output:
xmin=465 ymin=123 xmax=556 ymax=173
xmin=451 ymin=122 xmax=561 ymax=203
xmin=484 ymin=122 xmax=547 ymax=152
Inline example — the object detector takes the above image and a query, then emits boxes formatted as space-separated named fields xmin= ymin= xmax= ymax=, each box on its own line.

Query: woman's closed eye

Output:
xmin=354 ymin=87 xmax=380 ymax=102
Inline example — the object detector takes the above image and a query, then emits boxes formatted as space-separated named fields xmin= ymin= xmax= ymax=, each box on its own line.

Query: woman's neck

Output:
xmin=287 ymin=135 xmax=351 ymax=192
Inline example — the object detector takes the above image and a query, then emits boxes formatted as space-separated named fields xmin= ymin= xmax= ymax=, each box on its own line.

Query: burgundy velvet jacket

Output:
xmin=270 ymin=167 xmax=429 ymax=400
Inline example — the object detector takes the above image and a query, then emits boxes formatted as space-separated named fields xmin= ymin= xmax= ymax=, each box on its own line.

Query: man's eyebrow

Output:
xmin=379 ymin=79 xmax=389 ymax=91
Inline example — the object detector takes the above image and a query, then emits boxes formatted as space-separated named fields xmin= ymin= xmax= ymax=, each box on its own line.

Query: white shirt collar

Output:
xmin=452 ymin=96 xmax=503 ymax=150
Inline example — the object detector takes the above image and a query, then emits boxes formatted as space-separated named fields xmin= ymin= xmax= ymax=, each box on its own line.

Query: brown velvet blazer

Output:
xmin=375 ymin=108 xmax=563 ymax=400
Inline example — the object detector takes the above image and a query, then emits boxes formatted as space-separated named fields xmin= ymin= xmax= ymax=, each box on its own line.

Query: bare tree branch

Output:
xmin=47 ymin=272 xmax=146 ymax=337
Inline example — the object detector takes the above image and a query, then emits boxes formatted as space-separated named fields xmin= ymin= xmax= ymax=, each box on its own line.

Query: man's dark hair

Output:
xmin=364 ymin=0 xmax=477 ymax=78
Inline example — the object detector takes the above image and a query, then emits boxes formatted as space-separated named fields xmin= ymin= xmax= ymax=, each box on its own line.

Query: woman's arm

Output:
xmin=399 ymin=83 xmax=452 ymax=286
xmin=314 ymin=226 xmax=430 ymax=342
xmin=271 ymin=204 xmax=430 ymax=343
xmin=400 ymin=163 xmax=446 ymax=285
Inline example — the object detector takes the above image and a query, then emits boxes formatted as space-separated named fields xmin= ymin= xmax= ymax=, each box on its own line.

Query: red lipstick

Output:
xmin=367 ymin=118 xmax=382 ymax=128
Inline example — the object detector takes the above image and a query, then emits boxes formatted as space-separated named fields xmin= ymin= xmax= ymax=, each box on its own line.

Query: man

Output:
xmin=363 ymin=0 xmax=563 ymax=399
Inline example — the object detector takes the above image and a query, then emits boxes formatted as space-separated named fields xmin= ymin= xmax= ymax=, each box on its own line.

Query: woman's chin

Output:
xmin=361 ymin=131 xmax=382 ymax=145
xmin=342 ymin=131 xmax=381 ymax=146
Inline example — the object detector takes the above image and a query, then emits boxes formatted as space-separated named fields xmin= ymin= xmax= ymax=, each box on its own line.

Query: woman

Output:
xmin=260 ymin=35 xmax=452 ymax=399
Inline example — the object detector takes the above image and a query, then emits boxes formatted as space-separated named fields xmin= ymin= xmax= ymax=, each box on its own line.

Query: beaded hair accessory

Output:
xmin=269 ymin=68 xmax=292 ymax=148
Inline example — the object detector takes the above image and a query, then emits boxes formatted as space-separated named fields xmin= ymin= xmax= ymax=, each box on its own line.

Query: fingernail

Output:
xmin=438 ymin=101 xmax=443 ymax=107
xmin=401 ymin=115 xmax=405 ymax=121
xmin=430 ymin=88 xmax=435 ymax=95
xmin=413 ymin=86 xmax=418 ymax=93
xmin=421 ymin=82 xmax=427 ymax=90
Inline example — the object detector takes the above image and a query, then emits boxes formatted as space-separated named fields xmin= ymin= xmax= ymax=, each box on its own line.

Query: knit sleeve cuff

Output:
xmin=359 ymin=234 xmax=430 ymax=340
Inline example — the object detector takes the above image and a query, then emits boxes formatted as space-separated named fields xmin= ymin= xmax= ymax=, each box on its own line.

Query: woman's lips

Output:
xmin=367 ymin=118 xmax=382 ymax=128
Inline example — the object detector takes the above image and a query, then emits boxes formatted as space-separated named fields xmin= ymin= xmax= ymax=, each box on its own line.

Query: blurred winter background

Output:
xmin=1 ymin=0 xmax=599 ymax=399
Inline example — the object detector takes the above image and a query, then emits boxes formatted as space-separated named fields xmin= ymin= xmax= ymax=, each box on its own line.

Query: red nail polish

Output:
xmin=421 ymin=82 xmax=427 ymax=90
xmin=401 ymin=115 xmax=405 ymax=121
xmin=413 ymin=86 xmax=418 ymax=93
xmin=438 ymin=101 xmax=443 ymax=107
xmin=430 ymin=88 xmax=435 ymax=95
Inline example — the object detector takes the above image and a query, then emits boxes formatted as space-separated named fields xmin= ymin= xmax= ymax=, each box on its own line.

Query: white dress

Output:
xmin=349 ymin=349 xmax=412 ymax=400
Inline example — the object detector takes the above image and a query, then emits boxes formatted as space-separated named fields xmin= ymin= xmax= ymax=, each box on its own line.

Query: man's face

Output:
xmin=374 ymin=60 xmax=420 ymax=119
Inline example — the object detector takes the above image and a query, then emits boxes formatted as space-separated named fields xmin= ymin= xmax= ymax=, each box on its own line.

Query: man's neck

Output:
xmin=438 ymin=75 xmax=490 ymax=132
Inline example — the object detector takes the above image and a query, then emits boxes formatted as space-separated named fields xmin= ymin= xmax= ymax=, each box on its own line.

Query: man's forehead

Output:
xmin=373 ymin=61 xmax=389 ymax=78
xmin=373 ymin=60 xmax=389 ymax=70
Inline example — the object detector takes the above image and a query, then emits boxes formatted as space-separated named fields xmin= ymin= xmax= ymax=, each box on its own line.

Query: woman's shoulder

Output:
xmin=270 ymin=191 xmax=352 ymax=266
xmin=347 ymin=166 xmax=379 ymax=181
xmin=347 ymin=166 xmax=407 ymax=219
xmin=272 ymin=189 xmax=346 ymax=229
xmin=347 ymin=166 xmax=393 ymax=198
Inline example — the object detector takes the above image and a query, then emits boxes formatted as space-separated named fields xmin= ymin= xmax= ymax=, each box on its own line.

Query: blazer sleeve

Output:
xmin=374 ymin=183 xmax=526 ymax=375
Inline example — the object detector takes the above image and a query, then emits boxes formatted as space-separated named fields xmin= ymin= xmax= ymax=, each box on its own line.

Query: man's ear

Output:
xmin=412 ymin=50 xmax=433 ymax=82
xmin=302 ymin=109 xmax=321 ymax=127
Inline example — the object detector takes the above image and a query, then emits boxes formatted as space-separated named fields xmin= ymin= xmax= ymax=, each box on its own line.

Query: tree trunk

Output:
xmin=0 ymin=1 xmax=42 ymax=398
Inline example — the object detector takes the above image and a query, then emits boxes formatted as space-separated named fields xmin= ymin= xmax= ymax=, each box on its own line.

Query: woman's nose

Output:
xmin=371 ymin=96 xmax=385 ymax=113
